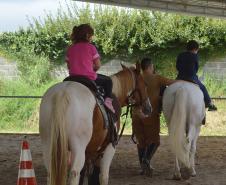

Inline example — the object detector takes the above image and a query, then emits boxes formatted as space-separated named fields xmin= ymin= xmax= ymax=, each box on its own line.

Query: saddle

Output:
xmin=63 ymin=75 xmax=120 ymax=145
xmin=176 ymin=77 xmax=199 ymax=86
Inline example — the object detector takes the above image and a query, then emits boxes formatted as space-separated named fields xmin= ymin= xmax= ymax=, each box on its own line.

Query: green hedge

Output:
xmin=1 ymin=4 xmax=226 ymax=62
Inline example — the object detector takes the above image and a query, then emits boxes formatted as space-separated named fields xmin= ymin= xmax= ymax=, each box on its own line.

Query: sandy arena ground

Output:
xmin=0 ymin=134 xmax=226 ymax=185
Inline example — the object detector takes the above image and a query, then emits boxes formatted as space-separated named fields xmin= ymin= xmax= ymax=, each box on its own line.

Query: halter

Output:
xmin=118 ymin=68 xmax=148 ymax=142
xmin=126 ymin=68 xmax=144 ymax=107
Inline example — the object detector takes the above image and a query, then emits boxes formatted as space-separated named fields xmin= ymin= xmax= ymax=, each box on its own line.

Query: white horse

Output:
xmin=162 ymin=81 xmax=205 ymax=179
xmin=39 ymin=64 xmax=151 ymax=185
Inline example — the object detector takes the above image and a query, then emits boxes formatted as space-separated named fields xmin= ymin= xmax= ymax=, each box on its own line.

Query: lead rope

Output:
xmin=128 ymin=68 xmax=137 ymax=144
xmin=131 ymin=130 xmax=137 ymax=144
xmin=117 ymin=105 xmax=132 ymax=143
xmin=130 ymin=105 xmax=137 ymax=144
xmin=117 ymin=68 xmax=137 ymax=143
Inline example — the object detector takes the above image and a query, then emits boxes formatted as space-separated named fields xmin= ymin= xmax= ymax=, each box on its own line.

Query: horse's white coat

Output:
xmin=39 ymin=67 xmax=151 ymax=185
xmin=162 ymin=81 xmax=205 ymax=179
xmin=39 ymin=81 xmax=96 ymax=185
xmin=99 ymin=143 xmax=116 ymax=185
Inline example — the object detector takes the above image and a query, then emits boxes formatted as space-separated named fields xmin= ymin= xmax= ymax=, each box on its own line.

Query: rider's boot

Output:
xmin=104 ymin=97 xmax=115 ymax=113
xmin=208 ymin=102 xmax=217 ymax=111
xmin=202 ymin=116 xmax=206 ymax=125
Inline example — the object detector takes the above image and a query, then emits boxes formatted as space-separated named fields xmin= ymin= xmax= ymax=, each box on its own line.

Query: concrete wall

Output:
xmin=203 ymin=62 xmax=226 ymax=80
xmin=0 ymin=57 xmax=18 ymax=80
xmin=51 ymin=59 xmax=133 ymax=79
xmin=1 ymin=55 xmax=225 ymax=81
xmin=0 ymin=57 xmax=132 ymax=81
xmin=98 ymin=59 xmax=133 ymax=76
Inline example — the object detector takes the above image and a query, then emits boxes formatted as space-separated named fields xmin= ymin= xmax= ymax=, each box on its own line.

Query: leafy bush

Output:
xmin=1 ymin=3 xmax=226 ymax=133
xmin=1 ymin=3 xmax=226 ymax=63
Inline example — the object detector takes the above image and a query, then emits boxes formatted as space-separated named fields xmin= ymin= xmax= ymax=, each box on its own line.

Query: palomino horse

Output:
xmin=39 ymin=62 xmax=152 ymax=185
xmin=162 ymin=81 xmax=205 ymax=180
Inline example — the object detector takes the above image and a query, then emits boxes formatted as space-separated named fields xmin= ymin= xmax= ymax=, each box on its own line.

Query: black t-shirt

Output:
xmin=176 ymin=51 xmax=199 ymax=80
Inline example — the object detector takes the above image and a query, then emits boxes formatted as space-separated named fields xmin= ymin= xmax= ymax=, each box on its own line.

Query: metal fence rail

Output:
xmin=211 ymin=97 xmax=226 ymax=100
xmin=0 ymin=95 xmax=226 ymax=100
xmin=0 ymin=96 xmax=42 ymax=98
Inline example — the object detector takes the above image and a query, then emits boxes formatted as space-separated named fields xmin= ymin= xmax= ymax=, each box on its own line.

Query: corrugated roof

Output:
xmin=75 ymin=0 xmax=226 ymax=18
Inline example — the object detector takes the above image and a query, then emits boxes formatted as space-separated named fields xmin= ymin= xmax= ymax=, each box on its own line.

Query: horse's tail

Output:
xmin=49 ymin=90 xmax=69 ymax=185
xmin=169 ymin=87 xmax=190 ymax=168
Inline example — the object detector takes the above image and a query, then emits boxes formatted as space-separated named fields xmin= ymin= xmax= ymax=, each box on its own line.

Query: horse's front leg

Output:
xmin=99 ymin=143 xmax=116 ymax=185
xmin=173 ymin=157 xmax=182 ymax=180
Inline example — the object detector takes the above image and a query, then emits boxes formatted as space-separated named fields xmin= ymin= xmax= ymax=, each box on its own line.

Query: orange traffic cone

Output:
xmin=17 ymin=137 xmax=37 ymax=185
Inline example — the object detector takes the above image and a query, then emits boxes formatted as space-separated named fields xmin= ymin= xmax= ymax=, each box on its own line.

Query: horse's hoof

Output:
xmin=172 ymin=174 xmax=182 ymax=180
xmin=190 ymin=168 xmax=196 ymax=177
xmin=180 ymin=167 xmax=191 ymax=180
xmin=141 ymin=160 xmax=153 ymax=177
xmin=139 ymin=170 xmax=145 ymax=175
xmin=144 ymin=168 xmax=153 ymax=177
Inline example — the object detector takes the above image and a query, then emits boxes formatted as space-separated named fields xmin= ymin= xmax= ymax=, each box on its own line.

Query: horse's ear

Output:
xmin=121 ymin=63 xmax=127 ymax=70
xmin=135 ymin=61 xmax=141 ymax=74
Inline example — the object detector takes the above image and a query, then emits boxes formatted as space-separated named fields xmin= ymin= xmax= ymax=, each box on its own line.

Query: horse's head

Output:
xmin=120 ymin=62 xmax=152 ymax=116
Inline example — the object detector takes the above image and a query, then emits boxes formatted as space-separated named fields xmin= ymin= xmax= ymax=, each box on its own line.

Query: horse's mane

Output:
xmin=111 ymin=66 xmax=135 ymax=100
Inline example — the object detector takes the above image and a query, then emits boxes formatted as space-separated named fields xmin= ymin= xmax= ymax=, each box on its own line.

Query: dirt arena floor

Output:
xmin=0 ymin=134 xmax=226 ymax=185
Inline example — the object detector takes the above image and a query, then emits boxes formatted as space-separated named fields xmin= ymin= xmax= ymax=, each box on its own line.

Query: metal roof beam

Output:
xmin=75 ymin=0 xmax=226 ymax=18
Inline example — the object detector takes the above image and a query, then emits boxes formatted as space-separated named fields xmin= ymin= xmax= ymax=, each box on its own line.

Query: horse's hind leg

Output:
xmin=173 ymin=157 xmax=182 ymax=180
xmin=69 ymin=144 xmax=87 ymax=185
xmin=40 ymin=133 xmax=51 ymax=184
xmin=99 ymin=143 xmax=116 ymax=185
xmin=42 ymin=145 xmax=50 ymax=184
xmin=190 ymin=140 xmax=197 ymax=177
xmin=173 ymin=157 xmax=190 ymax=180
xmin=189 ymin=126 xmax=201 ymax=177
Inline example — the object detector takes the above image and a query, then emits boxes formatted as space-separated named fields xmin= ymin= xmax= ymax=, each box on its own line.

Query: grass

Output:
xmin=0 ymin=74 xmax=226 ymax=134
xmin=0 ymin=46 xmax=226 ymax=134
xmin=0 ymin=79 xmax=58 ymax=133
xmin=200 ymin=100 xmax=226 ymax=136
xmin=122 ymin=103 xmax=226 ymax=137
xmin=0 ymin=90 xmax=225 ymax=135
xmin=123 ymin=100 xmax=226 ymax=136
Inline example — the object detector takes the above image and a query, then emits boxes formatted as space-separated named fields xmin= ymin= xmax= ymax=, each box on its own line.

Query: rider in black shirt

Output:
xmin=176 ymin=40 xmax=217 ymax=111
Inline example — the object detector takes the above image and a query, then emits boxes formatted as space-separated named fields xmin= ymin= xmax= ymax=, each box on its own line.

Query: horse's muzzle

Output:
xmin=142 ymin=98 xmax=152 ymax=116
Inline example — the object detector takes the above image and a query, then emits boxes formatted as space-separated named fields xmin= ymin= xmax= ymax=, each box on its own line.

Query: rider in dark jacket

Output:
xmin=176 ymin=40 xmax=217 ymax=111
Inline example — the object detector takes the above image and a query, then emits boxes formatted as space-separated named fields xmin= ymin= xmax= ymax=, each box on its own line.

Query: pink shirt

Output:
xmin=66 ymin=42 xmax=100 ymax=80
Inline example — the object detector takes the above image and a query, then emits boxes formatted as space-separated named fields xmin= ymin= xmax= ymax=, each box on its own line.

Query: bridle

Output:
xmin=126 ymin=68 xmax=146 ymax=107
xmin=118 ymin=68 xmax=148 ymax=142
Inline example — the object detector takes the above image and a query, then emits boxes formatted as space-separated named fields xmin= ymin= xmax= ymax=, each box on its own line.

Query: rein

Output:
xmin=117 ymin=105 xmax=132 ymax=142
xmin=117 ymin=68 xmax=141 ymax=143
xmin=126 ymin=68 xmax=143 ymax=107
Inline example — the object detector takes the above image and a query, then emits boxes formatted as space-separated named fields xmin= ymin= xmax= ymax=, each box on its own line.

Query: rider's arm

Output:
xmin=65 ymin=56 xmax=70 ymax=70
xmin=157 ymin=75 xmax=176 ymax=87
xmin=93 ymin=58 xmax=101 ymax=71
xmin=176 ymin=56 xmax=181 ymax=72
xmin=194 ymin=55 xmax=199 ymax=73
xmin=91 ymin=44 xmax=101 ymax=72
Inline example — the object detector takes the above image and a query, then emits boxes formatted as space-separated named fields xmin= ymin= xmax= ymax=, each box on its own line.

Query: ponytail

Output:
xmin=70 ymin=24 xmax=94 ymax=43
